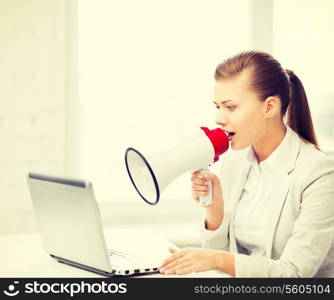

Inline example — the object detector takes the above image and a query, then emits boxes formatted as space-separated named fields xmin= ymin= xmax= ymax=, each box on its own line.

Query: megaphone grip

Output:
xmin=198 ymin=168 xmax=212 ymax=207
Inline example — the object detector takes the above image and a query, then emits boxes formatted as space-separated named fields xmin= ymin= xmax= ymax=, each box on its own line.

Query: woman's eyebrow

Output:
xmin=213 ymin=100 xmax=236 ymax=105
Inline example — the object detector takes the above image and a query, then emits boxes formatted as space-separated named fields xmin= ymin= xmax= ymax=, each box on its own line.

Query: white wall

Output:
xmin=0 ymin=0 xmax=67 ymax=234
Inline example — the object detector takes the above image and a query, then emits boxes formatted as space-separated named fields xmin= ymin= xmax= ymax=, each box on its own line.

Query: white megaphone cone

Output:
xmin=125 ymin=127 xmax=229 ymax=206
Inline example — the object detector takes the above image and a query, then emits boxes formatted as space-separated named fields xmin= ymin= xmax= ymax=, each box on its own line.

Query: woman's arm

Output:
xmin=231 ymin=167 xmax=334 ymax=277
xmin=192 ymin=169 xmax=231 ymax=251
xmin=216 ymin=251 xmax=236 ymax=276
xmin=161 ymin=162 xmax=334 ymax=277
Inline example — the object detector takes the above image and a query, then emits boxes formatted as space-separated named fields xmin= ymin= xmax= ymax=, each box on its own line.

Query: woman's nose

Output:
xmin=215 ymin=110 xmax=228 ymax=126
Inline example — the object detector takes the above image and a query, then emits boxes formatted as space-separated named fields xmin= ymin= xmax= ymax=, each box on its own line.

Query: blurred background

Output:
xmin=1 ymin=0 xmax=333 ymax=247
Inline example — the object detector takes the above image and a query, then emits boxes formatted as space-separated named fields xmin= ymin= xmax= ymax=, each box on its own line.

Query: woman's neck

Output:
xmin=253 ymin=123 xmax=287 ymax=163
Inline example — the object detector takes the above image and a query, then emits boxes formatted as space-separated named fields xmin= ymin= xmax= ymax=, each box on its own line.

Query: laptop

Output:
xmin=26 ymin=172 xmax=172 ymax=277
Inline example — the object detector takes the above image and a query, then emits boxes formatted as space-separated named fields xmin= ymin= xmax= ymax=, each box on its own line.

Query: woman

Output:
xmin=159 ymin=50 xmax=334 ymax=277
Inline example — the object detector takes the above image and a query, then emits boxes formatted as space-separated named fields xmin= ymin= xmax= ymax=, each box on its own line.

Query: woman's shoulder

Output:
xmin=296 ymin=140 xmax=334 ymax=181
xmin=299 ymin=141 xmax=334 ymax=167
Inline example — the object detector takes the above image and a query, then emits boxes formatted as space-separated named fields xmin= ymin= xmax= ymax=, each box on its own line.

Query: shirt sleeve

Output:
xmin=199 ymin=213 xmax=231 ymax=251
xmin=234 ymin=167 xmax=334 ymax=277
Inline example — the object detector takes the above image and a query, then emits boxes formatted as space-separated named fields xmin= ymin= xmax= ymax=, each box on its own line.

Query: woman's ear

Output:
xmin=263 ymin=96 xmax=280 ymax=118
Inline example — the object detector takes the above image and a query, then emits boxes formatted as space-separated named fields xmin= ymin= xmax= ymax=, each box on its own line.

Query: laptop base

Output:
xmin=51 ymin=254 xmax=160 ymax=278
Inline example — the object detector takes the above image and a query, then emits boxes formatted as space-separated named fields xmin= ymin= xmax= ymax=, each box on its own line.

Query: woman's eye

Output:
xmin=226 ymin=106 xmax=236 ymax=111
xmin=214 ymin=105 xmax=236 ymax=111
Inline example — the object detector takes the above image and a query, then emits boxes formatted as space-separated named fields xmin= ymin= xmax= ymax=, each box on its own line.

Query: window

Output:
xmin=273 ymin=0 xmax=334 ymax=152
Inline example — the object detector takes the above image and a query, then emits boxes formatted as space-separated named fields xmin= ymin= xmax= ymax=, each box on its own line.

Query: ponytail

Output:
xmin=285 ymin=69 xmax=319 ymax=149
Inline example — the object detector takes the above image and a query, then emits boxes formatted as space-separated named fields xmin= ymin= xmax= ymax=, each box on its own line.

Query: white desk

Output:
xmin=0 ymin=228 xmax=228 ymax=278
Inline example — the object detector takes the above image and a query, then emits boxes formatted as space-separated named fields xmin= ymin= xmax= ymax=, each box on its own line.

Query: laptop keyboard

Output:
xmin=107 ymin=249 xmax=158 ymax=269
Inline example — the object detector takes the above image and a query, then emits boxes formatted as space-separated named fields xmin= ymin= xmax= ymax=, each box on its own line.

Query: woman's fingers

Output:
xmin=160 ymin=250 xmax=184 ymax=268
xmin=159 ymin=249 xmax=191 ymax=275
xmin=162 ymin=262 xmax=192 ymax=275
xmin=173 ymin=266 xmax=195 ymax=275
xmin=192 ymin=192 xmax=199 ymax=202
xmin=191 ymin=171 xmax=217 ymax=203
xmin=191 ymin=174 xmax=206 ymax=184
xmin=192 ymin=187 xmax=210 ymax=202
xmin=193 ymin=190 xmax=210 ymax=197
xmin=192 ymin=183 xmax=209 ymax=191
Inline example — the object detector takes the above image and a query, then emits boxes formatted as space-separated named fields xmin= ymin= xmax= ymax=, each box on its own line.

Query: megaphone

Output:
xmin=125 ymin=127 xmax=229 ymax=206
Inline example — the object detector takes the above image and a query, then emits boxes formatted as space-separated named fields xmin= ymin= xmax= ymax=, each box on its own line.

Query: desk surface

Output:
xmin=0 ymin=227 xmax=228 ymax=278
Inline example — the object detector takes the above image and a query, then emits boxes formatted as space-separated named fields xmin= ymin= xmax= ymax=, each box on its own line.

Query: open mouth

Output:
xmin=224 ymin=131 xmax=236 ymax=140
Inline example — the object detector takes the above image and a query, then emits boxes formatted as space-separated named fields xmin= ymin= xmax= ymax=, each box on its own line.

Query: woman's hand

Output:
xmin=159 ymin=247 xmax=219 ymax=275
xmin=191 ymin=171 xmax=224 ymax=230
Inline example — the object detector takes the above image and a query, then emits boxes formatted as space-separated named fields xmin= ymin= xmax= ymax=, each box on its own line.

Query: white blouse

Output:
xmin=233 ymin=127 xmax=292 ymax=257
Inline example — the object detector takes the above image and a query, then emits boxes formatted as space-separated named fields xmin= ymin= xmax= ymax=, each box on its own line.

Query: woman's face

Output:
xmin=214 ymin=71 xmax=267 ymax=150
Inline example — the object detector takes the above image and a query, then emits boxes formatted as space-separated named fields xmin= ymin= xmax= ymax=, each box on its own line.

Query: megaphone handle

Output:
xmin=198 ymin=168 xmax=212 ymax=207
